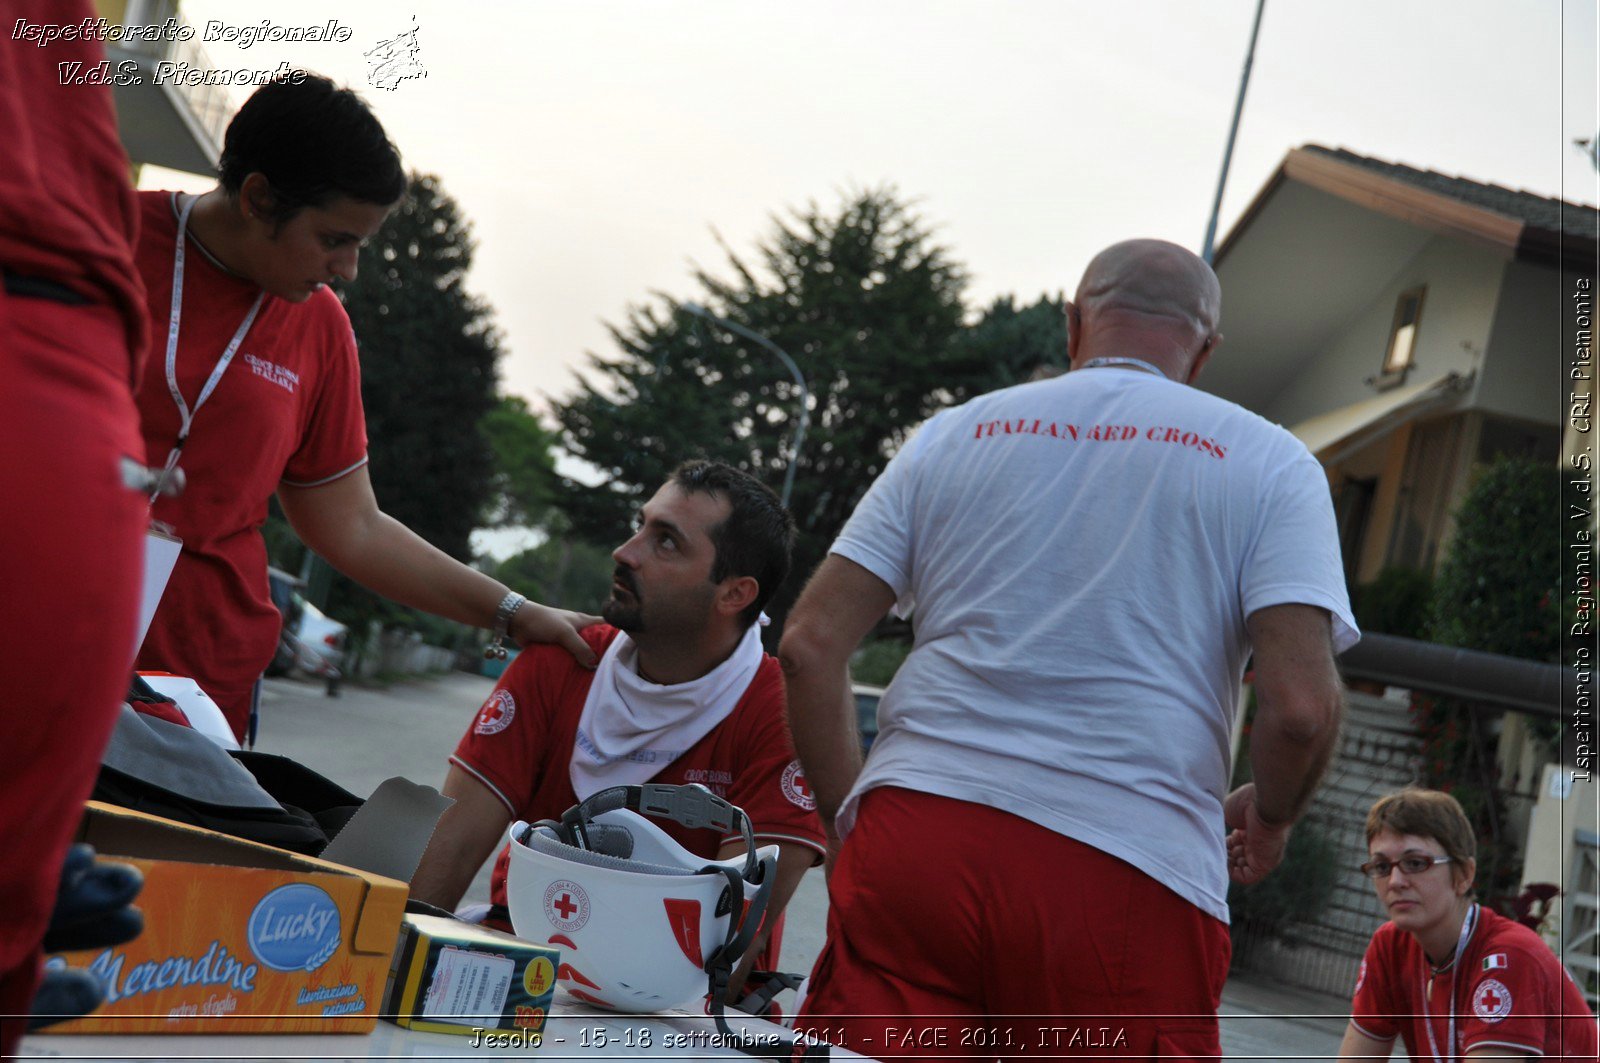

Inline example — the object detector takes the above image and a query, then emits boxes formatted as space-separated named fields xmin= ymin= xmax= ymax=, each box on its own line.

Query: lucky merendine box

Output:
xmin=43 ymin=802 xmax=409 ymax=1034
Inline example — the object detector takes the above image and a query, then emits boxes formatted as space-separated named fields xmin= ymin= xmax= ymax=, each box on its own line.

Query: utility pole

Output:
xmin=1201 ymin=0 xmax=1267 ymax=264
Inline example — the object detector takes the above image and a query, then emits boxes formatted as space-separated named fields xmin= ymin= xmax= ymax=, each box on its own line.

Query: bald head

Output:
xmin=1076 ymin=239 xmax=1221 ymax=334
xmin=1068 ymin=239 xmax=1222 ymax=381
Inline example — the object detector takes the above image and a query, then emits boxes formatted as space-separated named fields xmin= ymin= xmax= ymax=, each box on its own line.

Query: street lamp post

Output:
xmin=1201 ymin=0 xmax=1267 ymax=264
xmin=679 ymin=303 xmax=810 ymax=510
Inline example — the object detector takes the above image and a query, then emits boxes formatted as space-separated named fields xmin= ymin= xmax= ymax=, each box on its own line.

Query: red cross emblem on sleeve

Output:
xmin=1472 ymin=977 xmax=1513 ymax=1023
xmin=475 ymin=689 xmax=516 ymax=735
xmin=781 ymin=760 xmax=817 ymax=811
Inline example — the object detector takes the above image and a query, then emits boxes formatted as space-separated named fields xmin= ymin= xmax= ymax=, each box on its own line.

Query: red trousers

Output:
xmin=797 ymin=787 xmax=1231 ymax=1062
xmin=0 ymin=294 xmax=144 ymax=1053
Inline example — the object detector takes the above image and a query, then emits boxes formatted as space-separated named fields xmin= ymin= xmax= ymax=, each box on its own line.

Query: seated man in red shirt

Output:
xmin=413 ymin=460 xmax=825 ymax=999
xmin=1340 ymin=788 xmax=1597 ymax=1061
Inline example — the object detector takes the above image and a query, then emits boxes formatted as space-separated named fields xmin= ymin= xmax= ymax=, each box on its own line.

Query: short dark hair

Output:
xmin=218 ymin=73 xmax=405 ymax=222
xmin=669 ymin=461 xmax=794 ymax=627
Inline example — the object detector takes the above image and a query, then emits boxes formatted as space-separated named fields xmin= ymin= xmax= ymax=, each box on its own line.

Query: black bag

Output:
xmin=91 ymin=699 xmax=361 ymax=857
xmin=231 ymin=750 xmax=363 ymax=843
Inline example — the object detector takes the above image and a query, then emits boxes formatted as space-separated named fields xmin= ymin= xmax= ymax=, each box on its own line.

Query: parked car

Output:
xmin=293 ymin=598 xmax=348 ymax=672
xmin=853 ymin=682 xmax=886 ymax=753
xmin=265 ymin=567 xmax=347 ymax=694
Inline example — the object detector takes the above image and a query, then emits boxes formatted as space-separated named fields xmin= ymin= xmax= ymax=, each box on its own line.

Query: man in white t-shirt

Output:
xmin=780 ymin=238 xmax=1357 ymax=1060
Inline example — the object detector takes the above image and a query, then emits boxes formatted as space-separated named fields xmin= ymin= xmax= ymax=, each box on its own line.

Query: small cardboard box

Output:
xmin=43 ymin=802 xmax=408 ymax=1034
xmin=384 ymin=913 xmax=559 ymax=1038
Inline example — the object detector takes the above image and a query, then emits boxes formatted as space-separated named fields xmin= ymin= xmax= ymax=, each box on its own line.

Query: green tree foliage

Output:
xmin=480 ymin=395 xmax=621 ymax=614
xmin=1226 ymin=820 xmax=1339 ymax=957
xmin=849 ymin=637 xmax=912 ymax=687
xmin=553 ymin=188 xmax=977 ymax=619
xmin=1415 ymin=458 xmax=1563 ymax=900
xmin=1429 ymin=459 xmax=1562 ymax=661
xmin=481 ymin=395 xmax=563 ymax=529
xmin=495 ymin=537 xmax=617 ymax=617
xmin=1351 ymin=567 xmax=1435 ymax=640
xmin=955 ymin=293 xmax=1069 ymax=388
xmin=261 ymin=501 xmax=306 ymax=575
xmin=327 ymin=173 xmax=501 ymax=628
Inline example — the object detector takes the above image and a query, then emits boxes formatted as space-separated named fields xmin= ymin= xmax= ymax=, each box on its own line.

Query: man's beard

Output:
xmin=602 ymin=596 xmax=644 ymax=632
xmin=603 ymin=567 xmax=644 ymax=632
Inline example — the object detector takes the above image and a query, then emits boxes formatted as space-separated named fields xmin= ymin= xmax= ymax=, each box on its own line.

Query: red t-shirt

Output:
xmin=0 ymin=0 xmax=147 ymax=364
xmin=452 ymin=626 xmax=827 ymax=915
xmin=1350 ymin=906 xmax=1597 ymax=1060
xmin=133 ymin=191 xmax=369 ymax=737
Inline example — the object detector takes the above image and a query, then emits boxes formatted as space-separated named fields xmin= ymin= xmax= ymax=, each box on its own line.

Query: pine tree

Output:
xmin=553 ymin=187 xmax=974 ymax=621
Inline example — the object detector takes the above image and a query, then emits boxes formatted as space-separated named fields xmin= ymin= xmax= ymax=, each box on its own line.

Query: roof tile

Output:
xmin=1303 ymin=144 xmax=1598 ymax=242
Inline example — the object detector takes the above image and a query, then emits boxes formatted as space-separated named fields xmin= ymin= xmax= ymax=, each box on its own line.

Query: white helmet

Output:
xmin=506 ymin=783 xmax=776 ymax=1014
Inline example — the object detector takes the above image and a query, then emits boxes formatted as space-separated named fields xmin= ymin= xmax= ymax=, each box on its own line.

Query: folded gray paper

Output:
xmin=322 ymin=776 xmax=453 ymax=883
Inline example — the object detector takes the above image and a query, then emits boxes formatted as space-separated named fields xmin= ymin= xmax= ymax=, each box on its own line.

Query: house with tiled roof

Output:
xmin=1206 ymin=144 xmax=1595 ymax=581
xmin=1206 ymin=145 xmax=1598 ymax=1003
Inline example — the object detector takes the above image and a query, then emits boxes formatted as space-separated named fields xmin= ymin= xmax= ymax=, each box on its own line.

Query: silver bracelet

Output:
xmin=484 ymin=591 xmax=527 ymax=660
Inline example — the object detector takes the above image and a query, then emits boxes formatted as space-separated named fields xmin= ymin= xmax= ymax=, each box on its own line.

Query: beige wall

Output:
xmin=1262 ymin=236 xmax=1506 ymax=430
xmin=1479 ymin=260 xmax=1568 ymax=426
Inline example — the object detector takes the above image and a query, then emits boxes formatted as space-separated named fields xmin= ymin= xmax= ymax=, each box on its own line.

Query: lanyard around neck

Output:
xmin=150 ymin=194 xmax=267 ymax=502
xmin=1078 ymin=356 xmax=1168 ymax=379
xmin=1421 ymin=902 xmax=1479 ymax=1063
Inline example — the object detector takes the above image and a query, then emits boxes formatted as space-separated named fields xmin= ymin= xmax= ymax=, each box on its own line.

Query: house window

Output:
xmin=1379 ymin=287 xmax=1426 ymax=385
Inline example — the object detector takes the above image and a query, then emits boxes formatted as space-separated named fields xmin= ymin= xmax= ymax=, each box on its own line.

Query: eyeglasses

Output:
xmin=1360 ymin=854 xmax=1452 ymax=879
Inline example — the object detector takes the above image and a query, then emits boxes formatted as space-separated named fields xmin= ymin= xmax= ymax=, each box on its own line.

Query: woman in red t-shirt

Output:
xmin=1339 ymin=789 xmax=1596 ymax=1061
xmin=134 ymin=74 xmax=596 ymax=740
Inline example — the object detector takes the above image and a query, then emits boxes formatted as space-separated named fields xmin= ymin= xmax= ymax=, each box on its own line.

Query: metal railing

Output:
xmin=1566 ymin=829 xmax=1600 ymax=1007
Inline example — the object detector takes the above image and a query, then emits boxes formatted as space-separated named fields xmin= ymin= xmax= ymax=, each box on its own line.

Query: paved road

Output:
xmin=255 ymin=671 xmax=1349 ymax=1060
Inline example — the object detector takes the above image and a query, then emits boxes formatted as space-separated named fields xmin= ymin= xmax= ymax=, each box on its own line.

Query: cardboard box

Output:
xmin=384 ymin=913 xmax=559 ymax=1038
xmin=43 ymin=802 xmax=408 ymax=1034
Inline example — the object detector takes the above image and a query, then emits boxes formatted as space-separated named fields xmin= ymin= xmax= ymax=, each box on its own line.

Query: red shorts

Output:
xmin=796 ymin=787 xmax=1230 ymax=1062
xmin=0 ymin=294 xmax=144 ymax=1052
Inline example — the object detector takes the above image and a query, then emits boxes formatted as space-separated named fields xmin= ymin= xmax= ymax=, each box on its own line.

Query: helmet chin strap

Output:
xmin=702 ymin=855 xmax=830 ymax=1060
xmin=559 ymin=784 xmax=831 ymax=1060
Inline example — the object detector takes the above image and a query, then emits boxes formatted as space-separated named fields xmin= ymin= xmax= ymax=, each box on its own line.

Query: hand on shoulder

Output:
xmin=511 ymin=601 xmax=604 ymax=668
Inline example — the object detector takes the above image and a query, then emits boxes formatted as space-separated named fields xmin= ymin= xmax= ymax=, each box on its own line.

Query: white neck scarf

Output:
xmin=570 ymin=621 xmax=766 ymax=800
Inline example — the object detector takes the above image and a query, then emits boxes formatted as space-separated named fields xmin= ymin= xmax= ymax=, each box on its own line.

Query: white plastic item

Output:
xmin=136 ymin=672 xmax=239 ymax=750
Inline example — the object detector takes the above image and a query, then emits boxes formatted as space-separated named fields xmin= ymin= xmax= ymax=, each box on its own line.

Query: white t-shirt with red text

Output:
xmin=831 ymin=365 xmax=1358 ymax=922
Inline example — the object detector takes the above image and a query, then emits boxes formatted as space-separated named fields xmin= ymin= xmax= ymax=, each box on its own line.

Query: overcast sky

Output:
xmin=146 ymin=1 xmax=1598 ymax=417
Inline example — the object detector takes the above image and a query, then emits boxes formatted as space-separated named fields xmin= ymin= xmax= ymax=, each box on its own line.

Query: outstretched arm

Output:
xmin=278 ymin=467 xmax=600 ymax=665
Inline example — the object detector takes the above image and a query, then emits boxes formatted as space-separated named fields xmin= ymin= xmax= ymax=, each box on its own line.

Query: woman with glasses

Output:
xmin=1338 ymin=788 xmax=1595 ymax=1060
